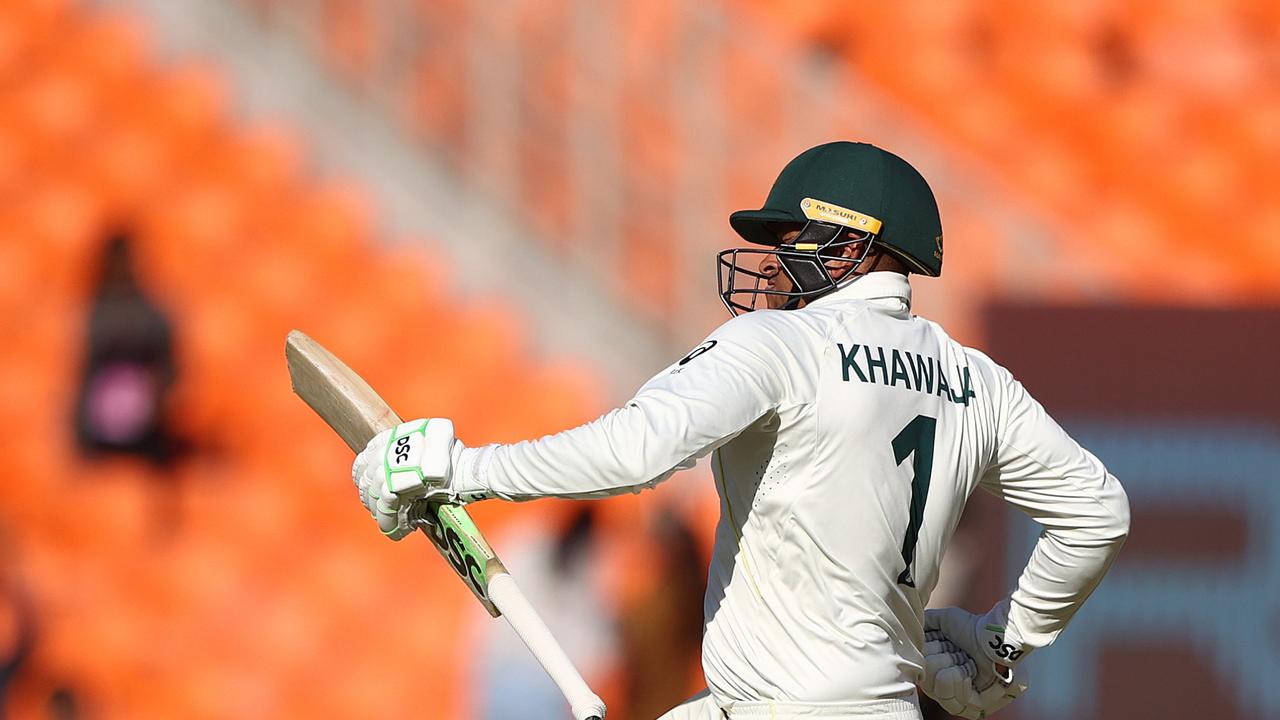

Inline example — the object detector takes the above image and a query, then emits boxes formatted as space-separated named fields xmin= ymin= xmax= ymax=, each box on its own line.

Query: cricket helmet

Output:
xmin=717 ymin=141 xmax=943 ymax=315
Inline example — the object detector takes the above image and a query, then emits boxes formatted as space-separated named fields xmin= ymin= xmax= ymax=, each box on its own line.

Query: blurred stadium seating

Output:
xmin=743 ymin=0 xmax=1280 ymax=299
xmin=0 ymin=1 xmax=615 ymax=717
xmin=236 ymin=0 xmax=1060 ymax=345
xmin=238 ymin=0 xmax=1280 ymax=346
xmin=3 ymin=0 xmax=1279 ymax=717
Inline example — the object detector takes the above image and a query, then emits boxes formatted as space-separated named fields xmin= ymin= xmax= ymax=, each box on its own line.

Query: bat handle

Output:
xmin=487 ymin=573 xmax=608 ymax=720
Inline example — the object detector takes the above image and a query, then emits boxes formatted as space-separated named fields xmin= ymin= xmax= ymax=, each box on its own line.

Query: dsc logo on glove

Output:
xmin=988 ymin=634 xmax=1024 ymax=663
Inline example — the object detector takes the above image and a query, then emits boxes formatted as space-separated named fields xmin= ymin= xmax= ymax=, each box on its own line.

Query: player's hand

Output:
xmin=351 ymin=418 xmax=463 ymax=540
xmin=920 ymin=630 xmax=1027 ymax=719
xmin=924 ymin=598 xmax=1028 ymax=691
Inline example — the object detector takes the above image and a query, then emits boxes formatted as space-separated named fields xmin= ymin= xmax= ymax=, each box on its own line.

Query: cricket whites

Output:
xmin=285 ymin=330 xmax=607 ymax=720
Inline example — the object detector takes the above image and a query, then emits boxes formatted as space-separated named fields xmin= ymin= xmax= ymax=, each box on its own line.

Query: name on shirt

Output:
xmin=836 ymin=343 xmax=976 ymax=406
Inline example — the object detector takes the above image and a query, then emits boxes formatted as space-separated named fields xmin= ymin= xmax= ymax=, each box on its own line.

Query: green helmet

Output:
xmin=717 ymin=142 xmax=943 ymax=314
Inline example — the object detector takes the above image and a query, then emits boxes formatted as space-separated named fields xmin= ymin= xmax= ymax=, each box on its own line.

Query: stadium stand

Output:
xmin=234 ymin=0 xmax=1042 ymax=345
xmin=0 ymin=1 xmax=615 ymax=716
xmin=743 ymin=0 xmax=1280 ymax=298
xmin=242 ymin=0 xmax=1279 ymax=342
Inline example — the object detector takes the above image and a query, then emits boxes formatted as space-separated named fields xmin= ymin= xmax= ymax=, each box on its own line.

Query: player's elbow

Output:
xmin=1099 ymin=472 xmax=1131 ymax=545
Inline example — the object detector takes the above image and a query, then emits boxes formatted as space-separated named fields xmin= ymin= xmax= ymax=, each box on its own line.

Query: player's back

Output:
xmin=701 ymin=274 xmax=1002 ymax=707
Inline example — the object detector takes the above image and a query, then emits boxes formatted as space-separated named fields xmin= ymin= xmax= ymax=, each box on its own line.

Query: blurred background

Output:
xmin=1 ymin=0 xmax=1277 ymax=718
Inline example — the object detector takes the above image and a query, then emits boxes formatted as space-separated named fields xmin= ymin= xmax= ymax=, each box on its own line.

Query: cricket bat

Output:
xmin=285 ymin=330 xmax=607 ymax=720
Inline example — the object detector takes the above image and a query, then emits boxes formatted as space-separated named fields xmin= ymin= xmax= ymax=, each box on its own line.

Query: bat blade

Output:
xmin=285 ymin=330 xmax=400 ymax=452
xmin=285 ymin=330 xmax=503 ymax=617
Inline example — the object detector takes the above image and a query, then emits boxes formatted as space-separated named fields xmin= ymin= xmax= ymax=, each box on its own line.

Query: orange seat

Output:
xmin=0 ymin=112 xmax=34 ymax=199
xmin=0 ymin=0 xmax=72 ymax=77
xmin=127 ymin=62 xmax=229 ymax=150
xmin=280 ymin=182 xmax=372 ymax=265
xmin=207 ymin=124 xmax=303 ymax=205
xmin=10 ymin=176 xmax=109 ymax=299
xmin=63 ymin=9 xmax=151 ymax=94
xmin=320 ymin=0 xmax=379 ymax=80
xmin=7 ymin=53 xmax=103 ymax=156
xmin=0 ymin=234 xmax=44 ymax=313
xmin=136 ymin=176 xmax=252 ymax=296
xmin=82 ymin=112 xmax=175 ymax=217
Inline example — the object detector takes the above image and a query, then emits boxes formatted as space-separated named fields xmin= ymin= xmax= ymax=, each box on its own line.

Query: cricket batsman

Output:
xmin=351 ymin=142 xmax=1130 ymax=719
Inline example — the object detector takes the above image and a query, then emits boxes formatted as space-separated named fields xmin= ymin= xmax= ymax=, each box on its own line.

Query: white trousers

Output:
xmin=658 ymin=690 xmax=923 ymax=720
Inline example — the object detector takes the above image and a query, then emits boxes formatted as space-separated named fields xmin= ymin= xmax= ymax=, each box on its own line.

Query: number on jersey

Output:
xmin=891 ymin=415 xmax=936 ymax=587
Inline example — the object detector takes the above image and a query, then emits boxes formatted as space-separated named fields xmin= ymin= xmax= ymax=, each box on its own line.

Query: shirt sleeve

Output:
xmin=450 ymin=313 xmax=794 ymax=502
xmin=978 ymin=362 xmax=1131 ymax=654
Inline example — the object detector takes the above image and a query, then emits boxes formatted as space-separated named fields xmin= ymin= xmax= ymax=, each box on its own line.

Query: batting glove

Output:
xmin=925 ymin=598 xmax=1028 ymax=687
xmin=920 ymin=630 xmax=1027 ymax=719
xmin=921 ymin=598 xmax=1029 ymax=718
xmin=352 ymin=418 xmax=464 ymax=540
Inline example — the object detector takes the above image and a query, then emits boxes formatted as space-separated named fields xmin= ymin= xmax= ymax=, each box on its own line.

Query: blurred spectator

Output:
xmin=73 ymin=233 xmax=186 ymax=539
xmin=0 ymin=531 xmax=83 ymax=720
xmin=0 ymin=532 xmax=35 ymax=719
xmin=469 ymin=505 xmax=619 ymax=720
xmin=46 ymin=687 xmax=81 ymax=720
xmin=73 ymin=233 xmax=177 ymax=464
xmin=619 ymin=507 xmax=705 ymax=720
xmin=0 ymin=581 xmax=34 ymax=718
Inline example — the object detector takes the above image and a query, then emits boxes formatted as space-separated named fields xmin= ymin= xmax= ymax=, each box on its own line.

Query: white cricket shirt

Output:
xmin=452 ymin=272 xmax=1129 ymax=706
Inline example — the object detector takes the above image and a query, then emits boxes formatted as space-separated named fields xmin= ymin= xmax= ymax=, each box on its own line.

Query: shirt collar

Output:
xmin=807 ymin=271 xmax=912 ymax=312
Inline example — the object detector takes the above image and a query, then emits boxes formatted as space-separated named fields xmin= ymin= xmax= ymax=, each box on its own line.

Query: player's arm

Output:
xmin=921 ymin=360 xmax=1127 ymax=717
xmin=927 ymin=359 xmax=1129 ymax=675
xmin=979 ymin=367 xmax=1130 ymax=653
xmin=349 ymin=312 xmax=795 ymax=529
xmin=449 ymin=314 xmax=794 ymax=501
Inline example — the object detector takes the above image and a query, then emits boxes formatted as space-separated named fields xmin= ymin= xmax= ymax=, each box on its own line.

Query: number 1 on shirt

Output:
xmin=892 ymin=415 xmax=936 ymax=587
